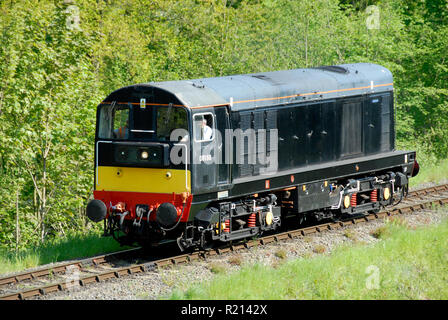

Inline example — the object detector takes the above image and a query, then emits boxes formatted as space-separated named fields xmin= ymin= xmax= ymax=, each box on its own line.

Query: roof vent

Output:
xmin=192 ymin=81 xmax=205 ymax=88
xmin=315 ymin=66 xmax=349 ymax=74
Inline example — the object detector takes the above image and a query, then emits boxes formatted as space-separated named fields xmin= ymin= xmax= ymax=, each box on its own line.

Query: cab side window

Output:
xmin=194 ymin=113 xmax=214 ymax=142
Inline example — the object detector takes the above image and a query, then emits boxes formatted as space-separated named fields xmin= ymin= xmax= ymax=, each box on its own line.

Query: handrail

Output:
xmin=174 ymin=143 xmax=189 ymax=191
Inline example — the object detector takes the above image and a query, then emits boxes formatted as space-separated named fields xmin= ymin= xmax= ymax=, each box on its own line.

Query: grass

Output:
xmin=409 ymin=158 xmax=448 ymax=188
xmin=170 ymin=218 xmax=448 ymax=300
xmin=0 ymin=231 xmax=128 ymax=275
xmin=343 ymin=229 xmax=356 ymax=240
xmin=370 ymin=226 xmax=389 ymax=239
xmin=208 ymin=262 xmax=227 ymax=274
xmin=228 ymin=255 xmax=243 ymax=266
xmin=312 ymin=244 xmax=327 ymax=254
xmin=274 ymin=248 xmax=287 ymax=260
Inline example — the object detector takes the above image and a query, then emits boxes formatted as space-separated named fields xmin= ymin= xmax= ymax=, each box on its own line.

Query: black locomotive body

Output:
xmin=86 ymin=63 xmax=419 ymax=251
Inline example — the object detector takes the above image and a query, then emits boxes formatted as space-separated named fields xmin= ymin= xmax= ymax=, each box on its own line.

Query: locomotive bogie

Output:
xmin=175 ymin=195 xmax=282 ymax=250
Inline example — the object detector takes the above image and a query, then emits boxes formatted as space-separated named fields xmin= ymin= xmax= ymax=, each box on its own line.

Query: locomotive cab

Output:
xmin=87 ymin=84 xmax=233 ymax=248
xmin=88 ymin=86 xmax=195 ymax=247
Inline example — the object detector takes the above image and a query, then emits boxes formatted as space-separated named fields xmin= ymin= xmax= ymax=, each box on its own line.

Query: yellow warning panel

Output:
xmin=96 ymin=166 xmax=190 ymax=193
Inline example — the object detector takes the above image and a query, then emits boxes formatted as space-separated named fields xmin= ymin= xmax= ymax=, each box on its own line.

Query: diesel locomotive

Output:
xmin=86 ymin=63 xmax=419 ymax=251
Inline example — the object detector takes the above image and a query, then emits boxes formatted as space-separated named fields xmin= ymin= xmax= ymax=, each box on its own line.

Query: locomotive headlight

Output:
xmin=140 ymin=150 xmax=149 ymax=160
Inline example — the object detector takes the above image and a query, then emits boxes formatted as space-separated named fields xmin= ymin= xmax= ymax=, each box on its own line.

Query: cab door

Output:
xmin=215 ymin=106 xmax=231 ymax=186
xmin=191 ymin=106 xmax=230 ymax=194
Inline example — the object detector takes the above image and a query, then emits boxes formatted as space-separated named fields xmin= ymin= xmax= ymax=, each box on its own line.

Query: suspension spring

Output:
xmin=223 ymin=219 xmax=230 ymax=233
xmin=370 ymin=189 xmax=378 ymax=202
xmin=350 ymin=193 xmax=357 ymax=207
xmin=248 ymin=213 xmax=257 ymax=228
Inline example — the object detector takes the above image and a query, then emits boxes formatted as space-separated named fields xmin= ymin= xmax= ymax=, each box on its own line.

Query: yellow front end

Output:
xmin=96 ymin=166 xmax=191 ymax=193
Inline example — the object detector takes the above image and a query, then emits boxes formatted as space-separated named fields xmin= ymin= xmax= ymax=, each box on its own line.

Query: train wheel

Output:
xmin=199 ymin=231 xmax=215 ymax=251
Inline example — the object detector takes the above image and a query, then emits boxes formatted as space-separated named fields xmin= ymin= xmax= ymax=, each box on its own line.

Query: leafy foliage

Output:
xmin=0 ymin=1 xmax=101 ymax=248
xmin=0 ymin=0 xmax=447 ymax=250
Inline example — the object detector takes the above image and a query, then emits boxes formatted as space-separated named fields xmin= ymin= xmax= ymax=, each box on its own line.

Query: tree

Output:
xmin=0 ymin=1 xmax=101 ymax=246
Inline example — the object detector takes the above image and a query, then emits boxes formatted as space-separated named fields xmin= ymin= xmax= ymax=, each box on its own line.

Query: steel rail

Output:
xmin=2 ymin=183 xmax=448 ymax=300
xmin=0 ymin=247 xmax=141 ymax=288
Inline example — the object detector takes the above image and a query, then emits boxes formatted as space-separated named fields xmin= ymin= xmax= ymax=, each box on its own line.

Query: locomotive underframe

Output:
xmin=176 ymin=166 xmax=409 ymax=251
xmin=98 ymin=148 xmax=415 ymax=251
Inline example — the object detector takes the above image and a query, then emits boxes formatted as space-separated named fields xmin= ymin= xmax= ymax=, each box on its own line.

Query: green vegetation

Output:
xmin=208 ymin=262 xmax=228 ymax=274
xmin=274 ymin=248 xmax=287 ymax=260
xmin=343 ymin=229 xmax=356 ymax=240
xmin=228 ymin=254 xmax=243 ymax=266
xmin=370 ymin=225 xmax=390 ymax=239
xmin=0 ymin=231 xmax=126 ymax=275
xmin=312 ymin=244 xmax=327 ymax=254
xmin=0 ymin=0 xmax=447 ymax=255
xmin=409 ymin=159 xmax=448 ymax=188
xmin=170 ymin=218 xmax=448 ymax=299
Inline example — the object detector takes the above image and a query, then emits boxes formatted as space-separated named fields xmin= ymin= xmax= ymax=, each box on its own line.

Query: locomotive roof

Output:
xmin=109 ymin=63 xmax=393 ymax=111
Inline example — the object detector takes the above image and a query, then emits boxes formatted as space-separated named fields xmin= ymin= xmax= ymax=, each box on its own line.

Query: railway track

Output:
xmin=2 ymin=183 xmax=448 ymax=300
xmin=0 ymin=247 xmax=147 ymax=298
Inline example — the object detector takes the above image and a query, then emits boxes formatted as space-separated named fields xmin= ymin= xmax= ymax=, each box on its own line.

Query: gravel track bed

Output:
xmin=30 ymin=205 xmax=448 ymax=300
xmin=410 ymin=179 xmax=448 ymax=191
